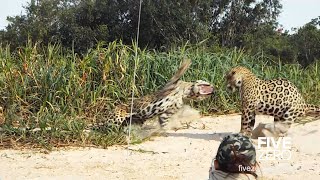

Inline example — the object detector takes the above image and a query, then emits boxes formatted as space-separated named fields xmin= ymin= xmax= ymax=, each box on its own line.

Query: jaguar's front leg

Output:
xmin=158 ymin=108 xmax=176 ymax=128
xmin=240 ymin=107 xmax=256 ymax=137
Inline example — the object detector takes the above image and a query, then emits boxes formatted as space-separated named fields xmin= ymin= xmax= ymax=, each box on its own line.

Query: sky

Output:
xmin=0 ymin=0 xmax=29 ymax=29
xmin=0 ymin=0 xmax=319 ymax=31
xmin=278 ymin=0 xmax=320 ymax=31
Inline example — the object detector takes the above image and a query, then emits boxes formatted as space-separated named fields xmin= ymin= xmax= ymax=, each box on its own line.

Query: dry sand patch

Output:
xmin=0 ymin=113 xmax=319 ymax=180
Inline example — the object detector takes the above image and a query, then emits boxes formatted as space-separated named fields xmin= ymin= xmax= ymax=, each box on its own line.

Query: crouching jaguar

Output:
xmin=226 ymin=66 xmax=320 ymax=137
xmin=89 ymin=59 xmax=215 ymax=130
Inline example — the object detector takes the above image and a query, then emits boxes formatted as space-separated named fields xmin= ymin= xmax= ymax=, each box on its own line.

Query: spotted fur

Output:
xmin=89 ymin=59 xmax=215 ymax=130
xmin=226 ymin=66 xmax=320 ymax=137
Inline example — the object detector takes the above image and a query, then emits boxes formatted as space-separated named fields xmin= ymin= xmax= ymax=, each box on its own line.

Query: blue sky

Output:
xmin=279 ymin=0 xmax=320 ymax=31
xmin=0 ymin=0 xmax=319 ymax=31
xmin=0 ymin=0 xmax=29 ymax=29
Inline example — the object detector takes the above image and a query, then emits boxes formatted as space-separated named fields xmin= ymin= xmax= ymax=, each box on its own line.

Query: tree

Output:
xmin=291 ymin=17 xmax=320 ymax=67
xmin=210 ymin=0 xmax=282 ymax=48
xmin=0 ymin=0 xmax=283 ymax=54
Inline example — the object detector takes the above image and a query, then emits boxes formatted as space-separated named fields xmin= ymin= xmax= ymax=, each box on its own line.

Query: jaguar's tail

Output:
xmin=305 ymin=104 xmax=320 ymax=117
xmin=156 ymin=59 xmax=191 ymax=97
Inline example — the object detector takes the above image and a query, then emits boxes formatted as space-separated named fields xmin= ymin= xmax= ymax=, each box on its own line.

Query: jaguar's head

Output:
xmin=184 ymin=80 xmax=215 ymax=100
xmin=226 ymin=66 xmax=253 ymax=92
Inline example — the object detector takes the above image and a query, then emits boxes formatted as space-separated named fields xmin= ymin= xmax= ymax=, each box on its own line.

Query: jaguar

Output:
xmin=226 ymin=66 xmax=320 ymax=137
xmin=89 ymin=59 xmax=215 ymax=130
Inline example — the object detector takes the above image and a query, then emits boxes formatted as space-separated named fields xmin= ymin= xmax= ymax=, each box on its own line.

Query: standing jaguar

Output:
xmin=89 ymin=59 xmax=215 ymax=130
xmin=226 ymin=66 xmax=320 ymax=137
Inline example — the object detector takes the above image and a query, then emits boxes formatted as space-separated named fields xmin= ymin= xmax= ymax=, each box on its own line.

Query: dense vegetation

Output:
xmin=0 ymin=41 xmax=319 ymax=148
xmin=0 ymin=0 xmax=319 ymax=148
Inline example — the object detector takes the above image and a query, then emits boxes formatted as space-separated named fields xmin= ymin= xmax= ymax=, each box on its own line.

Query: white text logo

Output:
xmin=257 ymin=137 xmax=292 ymax=160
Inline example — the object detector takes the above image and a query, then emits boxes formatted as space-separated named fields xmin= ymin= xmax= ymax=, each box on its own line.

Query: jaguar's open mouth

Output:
xmin=198 ymin=84 xmax=215 ymax=95
xmin=188 ymin=80 xmax=215 ymax=100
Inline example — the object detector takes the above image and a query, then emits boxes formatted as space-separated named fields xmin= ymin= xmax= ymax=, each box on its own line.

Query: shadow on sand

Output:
xmin=165 ymin=132 xmax=233 ymax=141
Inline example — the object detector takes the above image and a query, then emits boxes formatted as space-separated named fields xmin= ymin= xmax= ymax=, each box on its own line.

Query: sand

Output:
xmin=0 ymin=109 xmax=320 ymax=180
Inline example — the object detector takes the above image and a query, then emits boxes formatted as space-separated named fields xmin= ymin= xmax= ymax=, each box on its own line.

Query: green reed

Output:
xmin=0 ymin=40 xmax=319 ymax=148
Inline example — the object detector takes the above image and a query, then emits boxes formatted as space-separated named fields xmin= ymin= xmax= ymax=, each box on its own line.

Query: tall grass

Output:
xmin=0 ymin=40 xmax=319 ymax=148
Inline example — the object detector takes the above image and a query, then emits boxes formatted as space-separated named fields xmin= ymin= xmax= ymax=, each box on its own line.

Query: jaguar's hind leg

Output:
xmin=274 ymin=109 xmax=297 ymax=137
